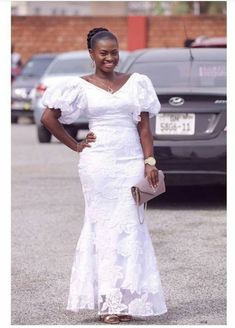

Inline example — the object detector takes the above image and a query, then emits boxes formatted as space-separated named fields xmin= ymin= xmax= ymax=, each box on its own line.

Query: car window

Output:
xmin=127 ymin=61 xmax=226 ymax=88
xmin=127 ymin=62 xmax=191 ymax=87
xmin=191 ymin=62 xmax=226 ymax=87
xmin=21 ymin=57 xmax=54 ymax=77
xmin=46 ymin=58 xmax=92 ymax=75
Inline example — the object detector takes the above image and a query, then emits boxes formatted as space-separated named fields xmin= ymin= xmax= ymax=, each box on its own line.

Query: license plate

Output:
xmin=12 ymin=101 xmax=32 ymax=111
xmin=155 ymin=113 xmax=195 ymax=135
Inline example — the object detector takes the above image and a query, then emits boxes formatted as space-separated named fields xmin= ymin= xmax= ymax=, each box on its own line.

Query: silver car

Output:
xmin=33 ymin=50 xmax=130 ymax=143
xmin=11 ymin=53 xmax=57 ymax=123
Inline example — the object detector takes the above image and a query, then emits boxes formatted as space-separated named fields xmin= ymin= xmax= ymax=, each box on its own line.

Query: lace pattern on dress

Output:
xmin=67 ymin=198 xmax=167 ymax=316
xmin=61 ymin=73 xmax=167 ymax=316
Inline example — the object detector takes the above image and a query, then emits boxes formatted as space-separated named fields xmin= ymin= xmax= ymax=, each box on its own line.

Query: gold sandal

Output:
xmin=118 ymin=315 xmax=133 ymax=322
xmin=99 ymin=314 xmax=120 ymax=324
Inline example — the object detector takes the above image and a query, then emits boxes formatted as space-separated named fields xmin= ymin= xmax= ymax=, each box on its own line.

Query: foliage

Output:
xmin=152 ymin=1 xmax=226 ymax=15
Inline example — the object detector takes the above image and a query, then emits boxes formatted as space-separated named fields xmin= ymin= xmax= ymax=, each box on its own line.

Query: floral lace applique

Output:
xmin=128 ymin=293 xmax=154 ymax=316
xmin=100 ymin=289 xmax=128 ymax=313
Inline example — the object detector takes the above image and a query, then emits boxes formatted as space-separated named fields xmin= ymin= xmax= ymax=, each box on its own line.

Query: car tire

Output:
xmin=37 ymin=125 xmax=52 ymax=143
xmin=11 ymin=116 xmax=18 ymax=124
xmin=64 ymin=125 xmax=78 ymax=139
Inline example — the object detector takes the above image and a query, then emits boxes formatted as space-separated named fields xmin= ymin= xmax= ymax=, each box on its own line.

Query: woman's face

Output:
xmin=89 ymin=38 xmax=119 ymax=73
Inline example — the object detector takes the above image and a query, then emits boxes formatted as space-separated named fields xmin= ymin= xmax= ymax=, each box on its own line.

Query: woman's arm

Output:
xmin=40 ymin=107 xmax=96 ymax=152
xmin=137 ymin=112 xmax=158 ymax=187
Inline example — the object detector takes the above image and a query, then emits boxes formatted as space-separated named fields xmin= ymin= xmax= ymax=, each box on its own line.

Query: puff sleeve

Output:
xmin=132 ymin=73 xmax=161 ymax=124
xmin=42 ymin=78 xmax=87 ymax=124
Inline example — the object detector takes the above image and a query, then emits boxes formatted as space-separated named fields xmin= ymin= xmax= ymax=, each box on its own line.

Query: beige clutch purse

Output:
xmin=131 ymin=170 xmax=166 ymax=224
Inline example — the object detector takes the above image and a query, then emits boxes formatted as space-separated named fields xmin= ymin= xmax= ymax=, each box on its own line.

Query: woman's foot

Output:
xmin=99 ymin=314 xmax=120 ymax=324
xmin=118 ymin=315 xmax=133 ymax=322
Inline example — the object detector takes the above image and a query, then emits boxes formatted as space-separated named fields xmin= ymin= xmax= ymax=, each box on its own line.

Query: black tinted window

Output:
xmin=47 ymin=58 xmax=92 ymax=75
xmin=22 ymin=57 xmax=54 ymax=77
xmin=127 ymin=62 xmax=191 ymax=87
xmin=191 ymin=62 xmax=226 ymax=87
xmin=127 ymin=61 xmax=226 ymax=88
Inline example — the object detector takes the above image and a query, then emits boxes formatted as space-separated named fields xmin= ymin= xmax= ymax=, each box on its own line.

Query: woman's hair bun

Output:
xmin=87 ymin=27 xmax=117 ymax=49
xmin=87 ymin=27 xmax=109 ymax=49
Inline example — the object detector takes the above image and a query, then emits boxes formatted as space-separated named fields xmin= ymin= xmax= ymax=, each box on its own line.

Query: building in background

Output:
xmin=11 ymin=1 xmax=128 ymax=16
xmin=11 ymin=1 xmax=226 ymax=16
xmin=11 ymin=1 xmax=226 ymax=64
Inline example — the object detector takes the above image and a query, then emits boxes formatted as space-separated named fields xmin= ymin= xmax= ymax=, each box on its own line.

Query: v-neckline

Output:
xmin=79 ymin=73 xmax=136 ymax=95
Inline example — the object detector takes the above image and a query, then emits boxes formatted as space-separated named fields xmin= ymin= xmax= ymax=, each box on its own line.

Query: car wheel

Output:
xmin=11 ymin=116 xmax=18 ymax=124
xmin=37 ymin=125 xmax=52 ymax=143
xmin=64 ymin=126 xmax=78 ymax=139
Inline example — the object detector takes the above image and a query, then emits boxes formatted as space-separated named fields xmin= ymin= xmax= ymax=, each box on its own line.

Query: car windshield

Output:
xmin=127 ymin=61 xmax=226 ymax=88
xmin=46 ymin=58 xmax=91 ymax=75
xmin=21 ymin=57 xmax=54 ymax=77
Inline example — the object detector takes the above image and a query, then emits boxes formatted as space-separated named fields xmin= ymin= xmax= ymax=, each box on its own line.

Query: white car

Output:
xmin=33 ymin=50 xmax=130 ymax=143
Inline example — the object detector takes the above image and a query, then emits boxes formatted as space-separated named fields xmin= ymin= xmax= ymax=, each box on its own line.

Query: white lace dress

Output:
xmin=42 ymin=72 xmax=167 ymax=317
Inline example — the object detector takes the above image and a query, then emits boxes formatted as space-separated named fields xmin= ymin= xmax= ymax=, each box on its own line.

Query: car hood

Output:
xmin=39 ymin=74 xmax=86 ymax=88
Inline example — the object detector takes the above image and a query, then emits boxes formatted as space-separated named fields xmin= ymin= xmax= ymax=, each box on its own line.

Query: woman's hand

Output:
xmin=77 ymin=131 xmax=96 ymax=152
xmin=145 ymin=164 xmax=159 ymax=188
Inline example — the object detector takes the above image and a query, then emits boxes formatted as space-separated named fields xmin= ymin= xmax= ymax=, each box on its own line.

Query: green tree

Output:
xmin=152 ymin=1 xmax=226 ymax=16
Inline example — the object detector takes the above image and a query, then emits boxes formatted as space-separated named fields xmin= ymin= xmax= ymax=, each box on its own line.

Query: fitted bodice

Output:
xmin=79 ymin=74 xmax=140 ymax=131
xmin=42 ymin=72 xmax=161 ymax=159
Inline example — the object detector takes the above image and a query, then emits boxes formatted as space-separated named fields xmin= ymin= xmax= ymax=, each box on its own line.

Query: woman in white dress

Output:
xmin=41 ymin=27 xmax=167 ymax=324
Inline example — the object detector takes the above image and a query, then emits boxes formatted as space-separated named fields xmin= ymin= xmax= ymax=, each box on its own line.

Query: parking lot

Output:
xmin=11 ymin=122 xmax=226 ymax=325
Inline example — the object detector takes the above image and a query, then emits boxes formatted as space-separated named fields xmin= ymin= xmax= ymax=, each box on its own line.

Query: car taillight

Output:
xmin=36 ymin=83 xmax=47 ymax=96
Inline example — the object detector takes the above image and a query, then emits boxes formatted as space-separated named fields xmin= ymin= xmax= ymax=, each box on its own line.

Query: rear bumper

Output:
xmin=11 ymin=109 xmax=34 ymax=119
xmin=153 ymin=133 xmax=226 ymax=186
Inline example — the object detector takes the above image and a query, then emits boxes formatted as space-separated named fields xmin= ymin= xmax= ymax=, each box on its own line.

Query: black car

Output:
xmin=121 ymin=48 xmax=226 ymax=186
xmin=11 ymin=53 xmax=57 ymax=123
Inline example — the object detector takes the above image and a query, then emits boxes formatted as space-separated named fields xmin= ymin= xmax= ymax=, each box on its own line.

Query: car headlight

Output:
xmin=12 ymin=88 xmax=28 ymax=98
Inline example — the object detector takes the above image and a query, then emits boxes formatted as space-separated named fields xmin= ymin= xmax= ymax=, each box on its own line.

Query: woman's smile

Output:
xmin=103 ymin=61 xmax=115 ymax=68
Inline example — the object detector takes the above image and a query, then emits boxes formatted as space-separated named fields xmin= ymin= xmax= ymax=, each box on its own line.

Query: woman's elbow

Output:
xmin=40 ymin=108 xmax=54 ymax=127
xmin=41 ymin=107 xmax=61 ymax=126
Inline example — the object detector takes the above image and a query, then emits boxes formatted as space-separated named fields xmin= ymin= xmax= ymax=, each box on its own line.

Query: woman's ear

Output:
xmin=88 ymin=49 xmax=94 ymax=61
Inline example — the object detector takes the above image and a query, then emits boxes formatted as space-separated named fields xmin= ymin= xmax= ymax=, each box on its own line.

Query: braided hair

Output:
xmin=87 ymin=27 xmax=118 ymax=49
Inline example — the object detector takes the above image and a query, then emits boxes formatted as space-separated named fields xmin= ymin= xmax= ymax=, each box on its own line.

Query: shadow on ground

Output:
xmin=148 ymin=185 xmax=226 ymax=210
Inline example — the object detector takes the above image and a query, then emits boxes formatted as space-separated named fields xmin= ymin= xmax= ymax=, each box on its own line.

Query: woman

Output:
xmin=41 ymin=27 xmax=167 ymax=324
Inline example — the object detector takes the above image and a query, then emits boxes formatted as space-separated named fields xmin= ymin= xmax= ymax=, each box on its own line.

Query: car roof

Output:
xmin=54 ymin=49 xmax=130 ymax=60
xmin=29 ymin=53 xmax=58 ymax=59
xmin=55 ymin=50 xmax=90 ymax=59
xmin=124 ymin=47 xmax=226 ymax=63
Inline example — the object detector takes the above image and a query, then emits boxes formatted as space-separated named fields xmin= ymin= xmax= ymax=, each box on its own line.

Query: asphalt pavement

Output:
xmin=11 ymin=122 xmax=226 ymax=325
